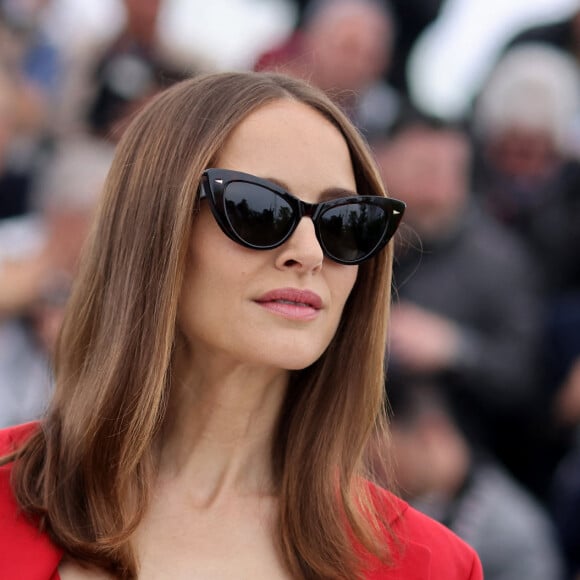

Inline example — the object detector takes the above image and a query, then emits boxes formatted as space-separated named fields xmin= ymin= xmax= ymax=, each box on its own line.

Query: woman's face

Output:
xmin=178 ymin=99 xmax=359 ymax=371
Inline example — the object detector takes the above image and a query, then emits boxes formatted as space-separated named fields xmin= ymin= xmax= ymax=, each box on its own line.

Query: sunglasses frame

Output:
xmin=198 ymin=168 xmax=405 ymax=265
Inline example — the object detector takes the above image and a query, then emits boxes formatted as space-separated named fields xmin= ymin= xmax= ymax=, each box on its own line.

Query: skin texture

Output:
xmin=59 ymin=99 xmax=359 ymax=579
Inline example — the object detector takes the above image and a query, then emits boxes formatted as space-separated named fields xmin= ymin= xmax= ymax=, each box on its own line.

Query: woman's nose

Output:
xmin=274 ymin=217 xmax=324 ymax=272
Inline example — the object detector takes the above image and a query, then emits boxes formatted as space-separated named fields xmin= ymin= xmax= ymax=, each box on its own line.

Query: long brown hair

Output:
xmin=5 ymin=72 xmax=396 ymax=578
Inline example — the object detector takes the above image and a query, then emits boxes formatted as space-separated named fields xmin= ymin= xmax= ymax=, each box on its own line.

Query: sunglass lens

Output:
xmin=223 ymin=182 xmax=295 ymax=247
xmin=319 ymin=203 xmax=389 ymax=263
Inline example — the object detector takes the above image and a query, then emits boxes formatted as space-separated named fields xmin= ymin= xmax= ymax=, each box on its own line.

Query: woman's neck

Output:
xmin=157 ymin=356 xmax=289 ymax=505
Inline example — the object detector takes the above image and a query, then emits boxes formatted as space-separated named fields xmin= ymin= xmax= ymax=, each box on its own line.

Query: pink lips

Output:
xmin=255 ymin=288 xmax=323 ymax=320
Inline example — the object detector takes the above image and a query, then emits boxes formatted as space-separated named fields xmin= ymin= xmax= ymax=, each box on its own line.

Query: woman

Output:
xmin=0 ymin=72 xmax=482 ymax=579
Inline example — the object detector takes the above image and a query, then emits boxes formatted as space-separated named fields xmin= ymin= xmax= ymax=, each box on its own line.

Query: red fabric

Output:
xmin=0 ymin=422 xmax=63 ymax=579
xmin=365 ymin=485 xmax=483 ymax=579
xmin=0 ymin=423 xmax=482 ymax=578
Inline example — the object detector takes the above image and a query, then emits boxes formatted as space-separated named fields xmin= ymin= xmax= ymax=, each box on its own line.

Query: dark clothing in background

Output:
xmin=475 ymin=159 xmax=580 ymax=444
xmin=387 ymin=0 xmax=445 ymax=95
xmin=476 ymin=160 xmax=580 ymax=295
xmin=0 ymin=171 xmax=31 ymax=219
xmin=552 ymin=445 xmax=580 ymax=578
xmin=391 ymin=204 xmax=543 ymax=483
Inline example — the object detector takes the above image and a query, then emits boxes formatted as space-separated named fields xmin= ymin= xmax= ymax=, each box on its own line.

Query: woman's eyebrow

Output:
xmin=265 ymin=176 xmax=358 ymax=200
xmin=318 ymin=187 xmax=358 ymax=201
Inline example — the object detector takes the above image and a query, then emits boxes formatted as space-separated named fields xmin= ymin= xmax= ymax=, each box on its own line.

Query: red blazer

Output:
xmin=0 ymin=423 xmax=483 ymax=579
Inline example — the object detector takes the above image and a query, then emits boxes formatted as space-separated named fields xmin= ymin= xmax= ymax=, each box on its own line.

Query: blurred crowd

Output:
xmin=0 ymin=0 xmax=579 ymax=578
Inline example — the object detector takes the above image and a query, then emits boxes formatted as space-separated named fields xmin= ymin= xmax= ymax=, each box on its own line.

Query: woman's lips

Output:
xmin=255 ymin=288 xmax=322 ymax=320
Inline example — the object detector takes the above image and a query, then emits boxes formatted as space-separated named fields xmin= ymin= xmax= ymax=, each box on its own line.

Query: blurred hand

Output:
xmin=389 ymin=301 xmax=460 ymax=373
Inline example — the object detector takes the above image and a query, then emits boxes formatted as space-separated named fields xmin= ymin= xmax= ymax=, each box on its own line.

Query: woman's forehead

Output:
xmin=215 ymin=100 xmax=357 ymax=198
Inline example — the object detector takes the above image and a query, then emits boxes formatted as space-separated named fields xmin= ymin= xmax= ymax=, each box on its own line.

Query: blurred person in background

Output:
xmin=373 ymin=111 xmax=545 ymax=494
xmin=469 ymin=16 xmax=580 ymax=579
xmin=289 ymin=0 xmax=445 ymax=97
xmin=390 ymin=380 xmax=565 ymax=580
xmin=472 ymin=44 xmax=580 ymax=296
xmin=255 ymin=0 xmax=404 ymax=139
xmin=0 ymin=135 xmax=114 ymax=428
xmin=84 ymin=0 xmax=191 ymax=142
xmin=472 ymin=44 xmax=580 ymax=496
